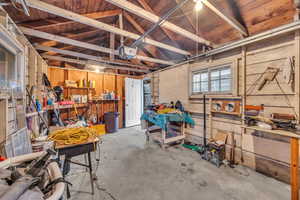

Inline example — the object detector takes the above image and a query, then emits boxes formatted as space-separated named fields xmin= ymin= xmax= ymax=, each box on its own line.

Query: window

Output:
xmin=192 ymin=71 xmax=208 ymax=93
xmin=192 ymin=66 xmax=232 ymax=94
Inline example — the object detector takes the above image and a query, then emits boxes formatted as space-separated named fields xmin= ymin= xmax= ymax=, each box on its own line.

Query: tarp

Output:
xmin=141 ymin=110 xmax=195 ymax=130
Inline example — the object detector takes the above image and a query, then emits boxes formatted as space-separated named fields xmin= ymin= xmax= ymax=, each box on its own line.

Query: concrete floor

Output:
xmin=67 ymin=126 xmax=290 ymax=200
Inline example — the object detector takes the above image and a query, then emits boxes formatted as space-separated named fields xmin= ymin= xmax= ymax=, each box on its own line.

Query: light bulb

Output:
xmin=195 ymin=0 xmax=203 ymax=11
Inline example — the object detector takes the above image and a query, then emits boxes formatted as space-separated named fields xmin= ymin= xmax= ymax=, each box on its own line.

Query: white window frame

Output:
xmin=0 ymin=23 xmax=25 ymax=92
xmin=191 ymin=64 xmax=233 ymax=95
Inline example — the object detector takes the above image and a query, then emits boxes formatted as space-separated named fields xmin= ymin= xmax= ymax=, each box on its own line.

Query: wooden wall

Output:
xmin=47 ymin=67 xmax=129 ymax=128
xmin=148 ymin=31 xmax=300 ymax=186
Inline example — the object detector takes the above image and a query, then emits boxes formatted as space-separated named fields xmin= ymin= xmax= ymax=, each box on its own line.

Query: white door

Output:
xmin=125 ymin=78 xmax=143 ymax=127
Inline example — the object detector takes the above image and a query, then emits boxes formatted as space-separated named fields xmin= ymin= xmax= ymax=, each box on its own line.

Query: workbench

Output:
xmin=243 ymin=125 xmax=300 ymax=200
xmin=141 ymin=110 xmax=195 ymax=149
xmin=55 ymin=138 xmax=100 ymax=198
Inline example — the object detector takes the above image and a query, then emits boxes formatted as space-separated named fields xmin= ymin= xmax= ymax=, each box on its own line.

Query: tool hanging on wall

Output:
xmin=288 ymin=56 xmax=295 ymax=92
xmin=258 ymin=67 xmax=279 ymax=91
xmin=42 ymin=73 xmax=64 ymax=127
xmin=26 ymin=87 xmax=49 ymax=135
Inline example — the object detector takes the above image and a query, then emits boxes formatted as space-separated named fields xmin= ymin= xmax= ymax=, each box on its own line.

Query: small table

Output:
xmin=55 ymin=138 xmax=100 ymax=198
xmin=144 ymin=120 xmax=185 ymax=149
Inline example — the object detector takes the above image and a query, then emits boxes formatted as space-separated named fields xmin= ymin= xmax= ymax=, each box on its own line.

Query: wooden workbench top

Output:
xmin=242 ymin=126 xmax=300 ymax=139
xmin=54 ymin=137 xmax=100 ymax=150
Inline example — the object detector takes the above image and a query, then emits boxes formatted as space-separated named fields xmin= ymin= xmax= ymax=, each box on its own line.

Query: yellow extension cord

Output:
xmin=48 ymin=127 xmax=98 ymax=145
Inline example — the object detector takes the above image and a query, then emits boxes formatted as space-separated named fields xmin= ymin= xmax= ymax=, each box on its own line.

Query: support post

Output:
xmin=290 ymin=137 xmax=299 ymax=200
xmin=203 ymin=94 xmax=207 ymax=147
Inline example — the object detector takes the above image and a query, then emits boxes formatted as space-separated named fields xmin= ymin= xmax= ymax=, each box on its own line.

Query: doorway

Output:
xmin=125 ymin=78 xmax=143 ymax=127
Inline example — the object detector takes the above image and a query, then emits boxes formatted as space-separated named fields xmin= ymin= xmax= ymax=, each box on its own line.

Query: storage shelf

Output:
xmin=211 ymin=111 xmax=241 ymax=116
xmin=242 ymin=126 xmax=300 ymax=139
xmin=64 ymin=86 xmax=95 ymax=90
xmin=92 ymin=99 xmax=119 ymax=102
xmin=47 ymin=103 xmax=88 ymax=111
xmin=26 ymin=111 xmax=46 ymax=117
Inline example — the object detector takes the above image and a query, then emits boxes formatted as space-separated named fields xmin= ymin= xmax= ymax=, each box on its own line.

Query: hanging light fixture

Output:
xmin=194 ymin=0 xmax=203 ymax=11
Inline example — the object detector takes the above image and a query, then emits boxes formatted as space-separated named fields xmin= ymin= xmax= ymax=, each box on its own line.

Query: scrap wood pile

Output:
xmin=48 ymin=127 xmax=98 ymax=146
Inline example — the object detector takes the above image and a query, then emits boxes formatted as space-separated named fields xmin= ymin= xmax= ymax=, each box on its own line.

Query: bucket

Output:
xmin=104 ymin=112 xmax=119 ymax=133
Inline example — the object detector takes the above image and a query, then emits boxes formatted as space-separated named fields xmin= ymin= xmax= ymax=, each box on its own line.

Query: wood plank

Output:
xmin=17 ymin=0 xmax=191 ymax=56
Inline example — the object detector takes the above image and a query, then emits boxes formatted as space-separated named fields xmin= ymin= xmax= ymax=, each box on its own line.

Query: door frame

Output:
xmin=125 ymin=78 xmax=143 ymax=127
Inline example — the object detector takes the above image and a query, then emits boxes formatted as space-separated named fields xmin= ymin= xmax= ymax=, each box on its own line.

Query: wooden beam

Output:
xmin=202 ymin=0 xmax=248 ymax=36
xmin=43 ymin=55 xmax=149 ymax=73
xmin=35 ymin=44 xmax=150 ymax=70
xmin=19 ymin=27 xmax=174 ymax=65
xmin=119 ymin=13 xmax=124 ymax=46
xmin=16 ymin=0 xmax=190 ymax=56
xmin=110 ymin=31 xmax=115 ymax=60
xmin=20 ymin=9 xmax=122 ymax=30
xmin=43 ymin=35 xmax=108 ymax=56
xmin=123 ymin=11 xmax=165 ymax=61
xmin=136 ymin=0 xmax=197 ymax=54
xmin=106 ymin=0 xmax=211 ymax=45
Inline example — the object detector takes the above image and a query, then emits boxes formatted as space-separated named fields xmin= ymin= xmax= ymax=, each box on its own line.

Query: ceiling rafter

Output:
xmin=39 ymin=29 xmax=104 ymax=47
xmin=19 ymin=9 xmax=122 ymax=30
xmin=43 ymin=34 xmax=108 ymax=56
xmin=202 ymin=0 xmax=248 ymax=37
xmin=106 ymin=0 xmax=211 ymax=46
xmin=16 ymin=0 xmax=190 ymax=56
xmin=19 ymin=27 xmax=175 ymax=65
xmin=123 ymin=11 xmax=168 ymax=61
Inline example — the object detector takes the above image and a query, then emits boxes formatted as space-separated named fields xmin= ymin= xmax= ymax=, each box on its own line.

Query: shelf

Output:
xmin=64 ymin=87 xmax=95 ymax=90
xmin=242 ymin=126 xmax=300 ymax=139
xmin=92 ymin=99 xmax=119 ymax=102
xmin=47 ymin=103 xmax=89 ymax=111
xmin=26 ymin=111 xmax=46 ymax=118
xmin=211 ymin=111 xmax=241 ymax=116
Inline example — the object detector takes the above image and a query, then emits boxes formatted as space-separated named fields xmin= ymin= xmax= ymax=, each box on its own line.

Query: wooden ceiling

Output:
xmin=4 ymin=0 xmax=296 ymax=74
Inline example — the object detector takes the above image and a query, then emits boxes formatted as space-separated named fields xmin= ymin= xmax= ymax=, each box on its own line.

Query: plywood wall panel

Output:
xmin=103 ymin=74 xmax=116 ymax=92
xmin=48 ymin=68 xmax=65 ymax=87
xmin=67 ymin=70 xmax=87 ymax=82
xmin=159 ymin=65 xmax=189 ymax=106
xmin=88 ymin=72 xmax=103 ymax=95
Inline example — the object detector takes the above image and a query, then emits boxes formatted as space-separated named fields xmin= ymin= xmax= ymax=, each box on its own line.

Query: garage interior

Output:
xmin=0 ymin=0 xmax=300 ymax=200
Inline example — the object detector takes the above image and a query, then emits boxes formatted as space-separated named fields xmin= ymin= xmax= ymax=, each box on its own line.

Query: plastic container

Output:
xmin=104 ymin=112 xmax=119 ymax=133
xmin=90 ymin=124 xmax=106 ymax=136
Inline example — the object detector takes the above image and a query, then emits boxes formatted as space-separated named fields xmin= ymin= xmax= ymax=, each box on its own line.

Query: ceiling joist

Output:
xmin=16 ymin=0 xmax=190 ymax=56
xmin=106 ymin=0 xmax=211 ymax=46
xmin=19 ymin=27 xmax=175 ymax=65
xmin=35 ymin=44 xmax=150 ymax=70
xmin=43 ymin=55 xmax=149 ymax=73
